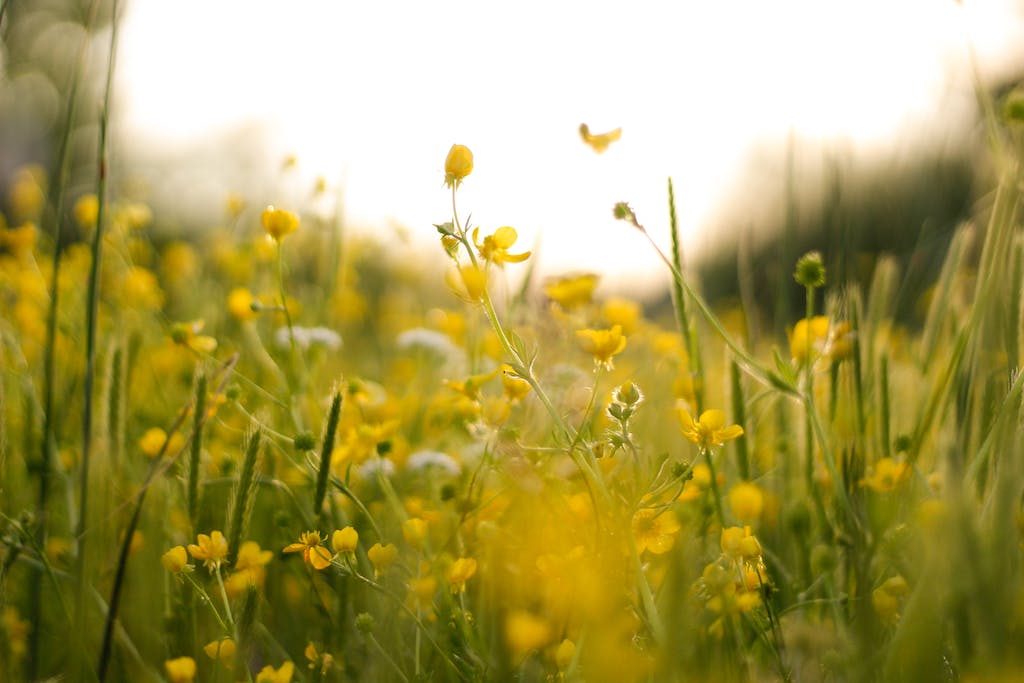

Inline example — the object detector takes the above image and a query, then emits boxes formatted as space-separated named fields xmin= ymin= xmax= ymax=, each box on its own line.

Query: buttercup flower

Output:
xmin=576 ymin=325 xmax=627 ymax=369
xmin=472 ymin=226 xmax=530 ymax=266
xmin=445 ymin=557 xmax=478 ymax=592
xmin=284 ymin=531 xmax=333 ymax=571
xmin=632 ymin=508 xmax=682 ymax=554
xmin=204 ymin=638 xmax=236 ymax=665
xmin=188 ymin=531 xmax=229 ymax=572
xmin=165 ymin=656 xmax=197 ymax=683
xmin=368 ymin=542 xmax=399 ymax=576
xmin=332 ymin=526 xmax=359 ymax=554
xmin=256 ymin=660 xmax=295 ymax=683
xmin=262 ymin=205 xmax=299 ymax=242
xmin=161 ymin=546 xmax=191 ymax=573
xmin=678 ymin=408 xmax=744 ymax=451
xmin=444 ymin=144 xmax=474 ymax=187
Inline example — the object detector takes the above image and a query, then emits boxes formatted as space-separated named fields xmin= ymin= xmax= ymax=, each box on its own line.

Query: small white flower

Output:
xmin=274 ymin=326 xmax=342 ymax=351
xmin=406 ymin=450 xmax=461 ymax=477
xmin=396 ymin=328 xmax=462 ymax=357
xmin=359 ymin=457 xmax=395 ymax=480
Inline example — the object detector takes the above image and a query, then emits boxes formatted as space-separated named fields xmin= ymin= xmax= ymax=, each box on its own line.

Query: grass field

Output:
xmin=4 ymin=6 xmax=1024 ymax=682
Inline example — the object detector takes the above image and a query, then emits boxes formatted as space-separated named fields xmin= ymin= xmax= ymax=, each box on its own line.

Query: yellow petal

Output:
xmin=699 ymin=409 xmax=727 ymax=431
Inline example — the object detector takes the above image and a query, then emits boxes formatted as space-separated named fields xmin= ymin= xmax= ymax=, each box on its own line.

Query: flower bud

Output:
xmin=444 ymin=144 xmax=473 ymax=188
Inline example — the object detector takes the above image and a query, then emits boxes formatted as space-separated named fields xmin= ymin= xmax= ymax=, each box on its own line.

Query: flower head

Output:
xmin=161 ymin=546 xmax=191 ymax=574
xmin=444 ymin=144 xmax=474 ymax=188
xmin=165 ymin=656 xmax=197 ymax=683
xmin=188 ymin=531 xmax=229 ymax=572
xmin=576 ymin=325 xmax=627 ymax=369
xmin=332 ymin=526 xmax=359 ymax=554
xmin=861 ymin=458 xmax=910 ymax=493
xmin=256 ymin=661 xmax=295 ymax=683
xmin=203 ymin=638 xmax=236 ymax=665
xmin=678 ymin=408 xmax=744 ymax=451
xmin=544 ymin=273 xmax=599 ymax=309
xmin=632 ymin=508 xmax=682 ymax=554
xmin=472 ymin=226 xmax=530 ymax=266
xmin=262 ymin=206 xmax=299 ymax=242
xmin=445 ymin=557 xmax=478 ymax=592
xmin=283 ymin=531 xmax=333 ymax=571
xmin=367 ymin=542 xmax=399 ymax=577
xmin=169 ymin=320 xmax=218 ymax=354
xmin=579 ymin=123 xmax=622 ymax=153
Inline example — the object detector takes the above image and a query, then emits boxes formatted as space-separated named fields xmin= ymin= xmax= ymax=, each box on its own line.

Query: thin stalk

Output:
xmin=667 ymin=178 xmax=703 ymax=408
xmin=78 ymin=0 xmax=121 ymax=562
xmin=31 ymin=0 xmax=102 ymax=676
xmin=313 ymin=390 xmax=343 ymax=523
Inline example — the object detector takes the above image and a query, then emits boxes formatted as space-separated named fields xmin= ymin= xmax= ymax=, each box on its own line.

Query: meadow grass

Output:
xmin=3 ymin=12 xmax=1024 ymax=682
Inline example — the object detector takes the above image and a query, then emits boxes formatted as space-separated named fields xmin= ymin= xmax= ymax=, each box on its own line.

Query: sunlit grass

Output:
xmin=4 ymin=11 xmax=1024 ymax=683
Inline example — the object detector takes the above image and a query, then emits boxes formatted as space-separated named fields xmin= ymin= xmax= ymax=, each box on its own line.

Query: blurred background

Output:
xmin=2 ymin=0 xmax=1023 ymax=303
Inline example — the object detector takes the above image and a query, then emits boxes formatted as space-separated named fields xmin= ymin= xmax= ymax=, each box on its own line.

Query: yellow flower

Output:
xmin=262 ymin=205 xmax=299 ymax=242
xmin=256 ymin=660 xmax=295 ymax=683
xmin=728 ymin=482 xmax=765 ymax=524
xmin=579 ymin=123 xmax=622 ymax=153
xmin=445 ymin=557 xmax=478 ymax=592
xmin=872 ymin=575 xmax=910 ymax=624
xmin=631 ymin=508 xmax=682 ymax=555
xmin=677 ymin=408 xmax=744 ymax=451
xmin=227 ymin=287 xmax=260 ymax=321
xmin=603 ymin=296 xmax=642 ymax=334
xmin=169 ymin=320 xmax=218 ymax=354
xmin=406 ymin=574 xmax=438 ymax=613
xmin=367 ymin=542 xmax=399 ymax=576
xmin=445 ymin=263 xmax=488 ymax=302
xmin=332 ymin=526 xmax=359 ymax=554
xmin=1 ymin=222 xmax=37 ymax=259
xmin=500 ymin=365 xmax=531 ymax=401
xmin=544 ymin=273 xmax=599 ymax=309
xmin=861 ymin=458 xmax=910 ymax=493
xmin=165 ymin=656 xmax=197 ymax=683
xmin=505 ymin=610 xmax=552 ymax=658
xmin=576 ymin=325 xmax=627 ymax=369
xmin=443 ymin=368 xmax=498 ymax=401
xmin=555 ymin=638 xmax=576 ymax=669
xmin=444 ymin=144 xmax=474 ymax=187
xmin=789 ymin=316 xmax=832 ymax=363
xmin=8 ymin=165 xmax=46 ymax=221
xmin=203 ymin=638 xmax=236 ymax=665
xmin=188 ymin=531 xmax=229 ymax=572
xmin=161 ymin=546 xmax=191 ymax=573
xmin=721 ymin=526 xmax=762 ymax=563
xmin=138 ymin=428 xmax=186 ymax=459
xmin=73 ymin=194 xmax=99 ymax=229
xmin=402 ymin=518 xmax=428 ymax=549
xmin=472 ymin=226 xmax=530 ymax=265
xmin=283 ymin=531 xmax=334 ymax=571
xmin=235 ymin=541 xmax=273 ymax=571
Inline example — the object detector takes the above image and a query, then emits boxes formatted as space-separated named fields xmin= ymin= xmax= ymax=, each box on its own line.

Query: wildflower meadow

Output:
xmin=4 ymin=6 xmax=1024 ymax=683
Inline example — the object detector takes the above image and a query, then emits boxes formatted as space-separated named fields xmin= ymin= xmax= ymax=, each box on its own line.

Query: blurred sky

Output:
xmin=117 ymin=0 xmax=1024 ymax=290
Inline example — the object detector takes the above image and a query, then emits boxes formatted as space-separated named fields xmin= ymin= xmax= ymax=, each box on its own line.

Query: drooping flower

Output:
xmin=169 ymin=319 xmax=218 ymax=354
xmin=283 ymin=531 xmax=333 ymax=571
xmin=678 ymin=408 xmax=744 ymax=451
xmin=576 ymin=325 xmax=627 ymax=369
xmin=444 ymin=144 xmax=474 ymax=187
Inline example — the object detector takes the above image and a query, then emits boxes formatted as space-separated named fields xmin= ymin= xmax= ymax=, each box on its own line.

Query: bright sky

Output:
xmin=117 ymin=0 xmax=1024 ymax=290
